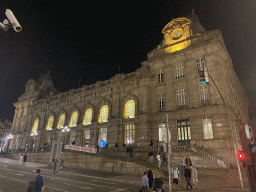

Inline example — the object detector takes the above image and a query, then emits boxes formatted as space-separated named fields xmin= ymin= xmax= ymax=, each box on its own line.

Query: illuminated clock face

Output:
xmin=172 ymin=29 xmax=182 ymax=39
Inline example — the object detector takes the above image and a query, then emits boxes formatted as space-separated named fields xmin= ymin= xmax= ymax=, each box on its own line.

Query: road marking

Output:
xmin=90 ymin=179 xmax=117 ymax=185
xmin=64 ymin=183 xmax=93 ymax=190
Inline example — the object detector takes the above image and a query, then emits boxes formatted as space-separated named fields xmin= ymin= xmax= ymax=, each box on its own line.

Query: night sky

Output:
xmin=0 ymin=1 xmax=255 ymax=119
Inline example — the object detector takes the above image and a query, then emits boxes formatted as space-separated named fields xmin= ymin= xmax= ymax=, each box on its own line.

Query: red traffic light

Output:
xmin=237 ymin=152 xmax=244 ymax=160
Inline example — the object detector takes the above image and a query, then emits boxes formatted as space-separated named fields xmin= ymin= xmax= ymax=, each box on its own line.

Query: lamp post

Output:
xmin=30 ymin=131 xmax=38 ymax=151
xmin=62 ymin=126 xmax=70 ymax=148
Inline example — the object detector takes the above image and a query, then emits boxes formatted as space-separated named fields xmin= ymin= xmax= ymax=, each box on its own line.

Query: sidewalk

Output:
xmin=0 ymin=157 xmax=48 ymax=168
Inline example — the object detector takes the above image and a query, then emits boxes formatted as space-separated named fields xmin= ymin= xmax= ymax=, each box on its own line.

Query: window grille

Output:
xmin=124 ymin=100 xmax=135 ymax=119
xmin=196 ymin=58 xmax=205 ymax=70
xmin=46 ymin=116 xmax=54 ymax=130
xmin=176 ymin=89 xmax=187 ymax=106
xmin=199 ymin=84 xmax=209 ymax=102
xmin=98 ymin=105 xmax=108 ymax=123
xmin=83 ymin=108 xmax=92 ymax=125
xmin=158 ymin=93 xmax=165 ymax=108
xmin=158 ymin=70 xmax=164 ymax=83
xmin=123 ymin=124 xmax=135 ymax=146
xmin=202 ymin=117 xmax=213 ymax=139
xmin=174 ymin=64 xmax=185 ymax=79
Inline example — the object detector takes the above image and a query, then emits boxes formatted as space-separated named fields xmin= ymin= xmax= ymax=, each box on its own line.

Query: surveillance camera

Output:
xmin=5 ymin=9 xmax=22 ymax=32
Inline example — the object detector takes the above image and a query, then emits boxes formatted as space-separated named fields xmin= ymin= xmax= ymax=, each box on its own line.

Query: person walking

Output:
xmin=154 ymin=174 xmax=164 ymax=192
xmin=190 ymin=166 xmax=198 ymax=190
xmin=19 ymin=154 xmax=23 ymax=165
xmin=181 ymin=157 xmax=186 ymax=173
xmin=172 ymin=166 xmax=180 ymax=190
xmin=186 ymin=155 xmax=192 ymax=166
xmin=184 ymin=166 xmax=193 ymax=190
xmin=148 ymin=150 xmax=153 ymax=163
xmin=156 ymin=153 xmax=161 ymax=168
xmin=147 ymin=170 xmax=154 ymax=190
xmin=34 ymin=169 xmax=44 ymax=192
xmin=23 ymin=153 xmax=27 ymax=165
xmin=141 ymin=171 xmax=149 ymax=192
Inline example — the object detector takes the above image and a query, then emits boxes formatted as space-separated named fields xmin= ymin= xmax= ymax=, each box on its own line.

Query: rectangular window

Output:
xmin=158 ymin=122 xmax=165 ymax=141
xmin=123 ymin=124 xmax=135 ymax=146
xmin=199 ymin=84 xmax=209 ymax=102
xmin=67 ymin=132 xmax=76 ymax=144
xmin=202 ymin=117 xmax=213 ymax=139
xmin=177 ymin=119 xmax=191 ymax=145
xmin=158 ymin=70 xmax=164 ymax=83
xmin=45 ymin=134 xmax=50 ymax=144
xmin=98 ymin=128 xmax=107 ymax=147
xmin=174 ymin=64 xmax=185 ymax=79
xmin=82 ymin=130 xmax=90 ymax=147
xmin=176 ymin=89 xmax=187 ymax=106
xmin=196 ymin=58 xmax=204 ymax=71
xmin=158 ymin=93 xmax=165 ymax=108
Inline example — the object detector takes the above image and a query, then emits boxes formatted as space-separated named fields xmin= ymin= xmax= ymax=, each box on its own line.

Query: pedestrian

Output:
xmin=190 ymin=166 xmax=198 ymax=190
xmin=172 ymin=166 xmax=180 ymax=190
xmin=141 ymin=171 xmax=149 ymax=192
xmin=201 ymin=145 xmax=204 ymax=152
xmin=23 ymin=153 xmax=27 ymax=165
xmin=184 ymin=166 xmax=193 ymax=190
xmin=186 ymin=155 xmax=192 ymax=166
xmin=71 ymin=140 xmax=75 ymax=145
xmin=157 ymin=141 xmax=160 ymax=152
xmin=149 ymin=140 xmax=153 ymax=146
xmin=115 ymin=143 xmax=118 ymax=148
xmin=154 ymin=174 xmax=164 ymax=192
xmin=181 ymin=157 xmax=186 ymax=173
xmin=194 ymin=141 xmax=198 ymax=148
xmin=147 ymin=170 xmax=154 ymax=190
xmin=148 ymin=150 xmax=153 ymax=162
xmin=34 ymin=169 xmax=44 ymax=192
xmin=156 ymin=153 xmax=161 ymax=168
xmin=19 ymin=154 xmax=23 ymax=165
xmin=129 ymin=146 xmax=133 ymax=158
xmin=126 ymin=146 xmax=130 ymax=159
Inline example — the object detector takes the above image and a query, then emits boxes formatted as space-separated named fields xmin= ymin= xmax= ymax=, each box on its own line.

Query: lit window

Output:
xmin=46 ymin=116 xmax=54 ymax=130
xmin=123 ymin=124 xmax=135 ymax=146
xmin=67 ymin=132 xmax=76 ymax=144
xmin=83 ymin=130 xmax=90 ymax=147
xmin=124 ymin=100 xmax=135 ymax=119
xmin=202 ymin=117 xmax=213 ymax=139
xmin=176 ymin=89 xmax=187 ymax=106
xmin=158 ymin=122 xmax=165 ymax=141
xmin=98 ymin=105 xmax=108 ymax=123
xmin=158 ymin=93 xmax=165 ymax=108
xmin=199 ymin=84 xmax=209 ymax=102
xmin=69 ymin=111 xmax=78 ymax=127
xmin=98 ymin=128 xmax=107 ymax=147
xmin=83 ymin=108 xmax=92 ymax=125
xmin=31 ymin=119 xmax=39 ymax=132
xmin=158 ymin=70 xmax=164 ymax=83
xmin=174 ymin=64 xmax=185 ymax=79
xmin=57 ymin=114 xmax=65 ymax=129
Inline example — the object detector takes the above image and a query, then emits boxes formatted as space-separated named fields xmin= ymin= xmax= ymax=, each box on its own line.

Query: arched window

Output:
xmin=46 ymin=116 xmax=54 ymax=130
xmin=98 ymin=105 xmax=108 ymax=123
xmin=124 ymin=100 xmax=135 ymax=119
xmin=69 ymin=111 xmax=78 ymax=127
xmin=83 ymin=108 xmax=92 ymax=125
xmin=31 ymin=119 xmax=39 ymax=132
xmin=57 ymin=114 xmax=65 ymax=129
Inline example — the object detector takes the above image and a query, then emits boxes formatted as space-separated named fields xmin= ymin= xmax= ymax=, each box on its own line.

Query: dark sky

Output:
xmin=0 ymin=1 xmax=255 ymax=119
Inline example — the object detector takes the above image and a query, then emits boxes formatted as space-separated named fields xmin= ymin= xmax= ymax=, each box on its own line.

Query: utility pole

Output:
xmin=166 ymin=114 xmax=172 ymax=191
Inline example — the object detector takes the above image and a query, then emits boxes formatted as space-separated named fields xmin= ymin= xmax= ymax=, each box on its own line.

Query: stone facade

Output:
xmin=10 ymin=14 xmax=249 ymax=164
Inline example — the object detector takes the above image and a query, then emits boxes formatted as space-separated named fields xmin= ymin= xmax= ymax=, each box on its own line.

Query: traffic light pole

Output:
xmin=209 ymin=74 xmax=243 ymax=188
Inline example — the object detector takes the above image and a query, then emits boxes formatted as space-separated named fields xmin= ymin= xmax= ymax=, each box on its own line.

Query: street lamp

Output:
xmin=30 ymin=131 xmax=38 ymax=150
xmin=61 ymin=126 xmax=70 ymax=147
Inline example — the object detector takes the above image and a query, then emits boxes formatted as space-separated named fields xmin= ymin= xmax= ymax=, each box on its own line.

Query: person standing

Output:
xmin=148 ymin=150 xmax=153 ymax=162
xmin=190 ymin=166 xmax=198 ymax=190
xmin=172 ymin=166 xmax=180 ymax=190
xmin=23 ymin=153 xmax=27 ymax=165
xmin=147 ymin=170 xmax=154 ymax=190
xmin=126 ymin=146 xmax=130 ymax=159
xmin=141 ymin=171 xmax=149 ymax=192
xmin=184 ymin=166 xmax=193 ymax=190
xmin=186 ymin=155 xmax=192 ymax=166
xmin=19 ymin=154 xmax=23 ymax=165
xmin=194 ymin=141 xmax=198 ymax=148
xmin=34 ymin=169 xmax=44 ymax=192
xmin=154 ymin=174 xmax=164 ymax=192
xmin=156 ymin=153 xmax=161 ymax=168
xmin=181 ymin=157 xmax=186 ymax=173
xmin=129 ymin=146 xmax=133 ymax=158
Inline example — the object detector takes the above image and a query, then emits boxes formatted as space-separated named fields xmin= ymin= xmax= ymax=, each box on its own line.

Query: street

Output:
xmin=0 ymin=157 xmax=252 ymax=192
xmin=0 ymin=158 xmax=142 ymax=192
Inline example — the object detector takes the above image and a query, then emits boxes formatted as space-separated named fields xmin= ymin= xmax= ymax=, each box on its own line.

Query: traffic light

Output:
xmin=237 ymin=151 xmax=245 ymax=161
xmin=198 ymin=66 xmax=210 ymax=84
